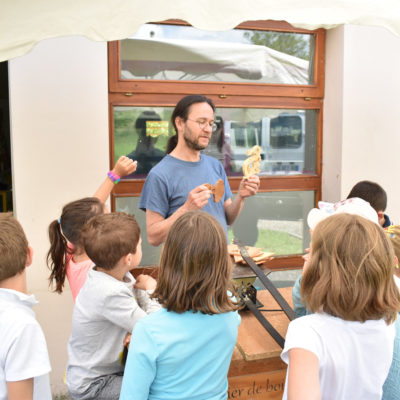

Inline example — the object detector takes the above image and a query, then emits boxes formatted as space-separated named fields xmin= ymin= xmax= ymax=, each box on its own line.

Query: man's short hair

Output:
xmin=81 ymin=212 xmax=140 ymax=271
xmin=0 ymin=213 xmax=28 ymax=281
xmin=347 ymin=180 xmax=387 ymax=212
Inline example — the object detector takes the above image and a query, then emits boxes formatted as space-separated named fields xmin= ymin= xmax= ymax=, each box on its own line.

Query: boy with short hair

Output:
xmin=347 ymin=180 xmax=392 ymax=227
xmin=0 ymin=213 xmax=52 ymax=400
xmin=66 ymin=212 xmax=160 ymax=400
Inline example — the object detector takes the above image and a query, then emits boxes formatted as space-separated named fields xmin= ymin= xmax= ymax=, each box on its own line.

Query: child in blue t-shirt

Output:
xmin=120 ymin=211 xmax=241 ymax=400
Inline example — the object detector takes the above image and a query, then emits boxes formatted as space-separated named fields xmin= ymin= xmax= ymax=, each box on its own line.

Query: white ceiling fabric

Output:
xmin=2 ymin=0 xmax=400 ymax=62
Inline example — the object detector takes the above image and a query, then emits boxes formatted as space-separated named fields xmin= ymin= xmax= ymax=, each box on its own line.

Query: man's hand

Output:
xmin=182 ymin=185 xmax=212 ymax=211
xmin=238 ymin=175 xmax=260 ymax=199
xmin=113 ymin=156 xmax=137 ymax=177
xmin=134 ymin=274 xmax=157 ymax=291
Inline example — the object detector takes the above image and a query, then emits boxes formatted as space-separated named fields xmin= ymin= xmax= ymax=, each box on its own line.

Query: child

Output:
xmin=347 ymin=180 xmax=392 ymax=227
xmin=385 ymin=225 xmax=400 ymax=283
xmin=293 ymin=197 xmax=380 ymax=317
xmin=0 ymin=213 xmax=52 ymax=400
xmin=382 ymin=317 xmax=400 ymax=400
xmin=66 ymin=212 xmax=160 ymax=400
xmin=47 ymin=155 xmax=136 ymax=300
xmin=282 ymin=213 xmax=400 ymax=400
xmin=120 ymin=211 xmax=240 ymax=400
xmin=382 ymin=225 xmax=400 ymax=400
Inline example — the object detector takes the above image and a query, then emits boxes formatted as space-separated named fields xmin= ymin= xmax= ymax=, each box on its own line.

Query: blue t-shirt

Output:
xmin=139 ymin=154 xmax=232 ymax=234
xmin=120 ymin=308 xmax=240 ymax=400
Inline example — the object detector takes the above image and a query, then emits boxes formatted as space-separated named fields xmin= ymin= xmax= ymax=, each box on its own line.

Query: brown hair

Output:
xmin=302 ymin=213 xmax=400 ymax=324
xmin=47 ymin=197 xmax=104 ymax=293
xmin=81 ymin=212 xmax=140 ymax=270
xmin=153 ymin=211 xmax=237 ymax=314
xmin=347 ymin=180 xmax=387 ymax=212
xmin=0 ymin=213 xmax=28 ymax=281
xmin=167 ymin=95 xmax=216 ymax=154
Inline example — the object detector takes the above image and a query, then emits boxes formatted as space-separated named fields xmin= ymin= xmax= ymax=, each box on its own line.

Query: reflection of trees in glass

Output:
xmin=243 ymin=31 xmax=310 ymax=60
xmin=114 ymin=108 xmax=172 ymax=160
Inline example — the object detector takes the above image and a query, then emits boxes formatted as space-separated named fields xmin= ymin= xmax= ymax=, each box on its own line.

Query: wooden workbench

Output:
xmin=227 ymin=287 xmax=293 ymax=400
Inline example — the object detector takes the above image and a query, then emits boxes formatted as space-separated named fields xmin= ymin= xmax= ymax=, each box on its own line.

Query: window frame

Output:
xmin=109 ymin=20 xmax=325 ymax=98
xmin=108 ymin=20 xmax=325 ymax=270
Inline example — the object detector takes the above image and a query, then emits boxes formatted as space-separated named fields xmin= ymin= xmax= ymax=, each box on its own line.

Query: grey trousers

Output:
xmin=70 ymin=373 xmax=123 ymax=400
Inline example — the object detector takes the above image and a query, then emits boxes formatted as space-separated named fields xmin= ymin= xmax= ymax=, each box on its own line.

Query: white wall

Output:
xmin=322 ymin=25 xmax=345 ymax=202
xmin=324 ymin=24 xmax=400 ymax=221
xmin=8 ymin=36 xmax=109 ymax=394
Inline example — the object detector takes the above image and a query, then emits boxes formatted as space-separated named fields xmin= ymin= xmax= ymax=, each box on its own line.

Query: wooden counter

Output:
xmin=228 ymin=287 xmax=293 ymax=400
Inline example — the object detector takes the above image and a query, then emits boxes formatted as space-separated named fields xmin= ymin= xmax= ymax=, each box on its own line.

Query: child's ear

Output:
xmin=123 ymin=253 xmax=132 ymax=267
xmin=394 ymin=255 xmax=399 ymax=268
xmin=26 ymin=245 xmax=34 ymax=267
xmin=377 ymin=211 xmax=385 ymax=227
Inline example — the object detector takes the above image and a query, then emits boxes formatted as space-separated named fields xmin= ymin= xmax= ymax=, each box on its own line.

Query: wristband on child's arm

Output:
xmin=107 ymin=170 xmax=120 ymax=184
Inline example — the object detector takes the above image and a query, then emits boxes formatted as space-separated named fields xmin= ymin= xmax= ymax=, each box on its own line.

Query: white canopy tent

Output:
xmin=2 ymin=0 xmax=400 ymax=61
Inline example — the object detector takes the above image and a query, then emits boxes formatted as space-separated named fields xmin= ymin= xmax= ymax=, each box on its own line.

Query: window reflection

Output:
xmin=229 ymin=191 xmax=314 ymax=254
xmin=115 ymin=190 xmax=314 ymax=265
xmin=125 ymin=111 xmax=166 ymax=175
xmin=270 ymin=114 xmax=303 ymax=149
xmin=114 ymin=107 xmax=172 ymax=178
xmin=217 ymin=109 xmax=317 ymax=176
xmin=120 ymin=24 xmax=315 ymax=85
xmin=114 ymin=107 xmax=318 ymax=178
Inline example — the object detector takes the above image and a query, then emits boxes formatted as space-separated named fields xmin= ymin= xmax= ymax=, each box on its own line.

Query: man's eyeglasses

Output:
xmin=186 ymin=118 xmax=218 ymax=133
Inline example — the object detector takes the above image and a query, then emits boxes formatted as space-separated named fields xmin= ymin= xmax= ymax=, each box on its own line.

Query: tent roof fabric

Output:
xmin=2 ymin=0 xmax=400 ymax=61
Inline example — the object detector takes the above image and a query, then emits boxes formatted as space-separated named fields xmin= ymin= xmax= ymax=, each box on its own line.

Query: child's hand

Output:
xmin=135 ymin=274 xmax=157 ymax=291
xmin=113 ymin=156 xmax=137 ymax=177
xmin=302 ymin=247 xmax=311 ymax=272
xmin=123 ymin=332 xmax=131 ymax=348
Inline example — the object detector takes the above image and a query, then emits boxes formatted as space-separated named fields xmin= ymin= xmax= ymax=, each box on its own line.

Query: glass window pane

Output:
xmin=114 ymin=107 xmax=173 ymax=177
xmin=115 ymin=196 xmax=163 ymax=265
xmin=120 ymin=24 xmax=315 ymax=85
xmin=228 ymin=191 xmax=314 ymax=256
xmin=114 ymin=106 xmax=318 ymax=178
xmin=208 ymin=108 xmax=318 ymax=176
xmin=115 ymin=190 xmax=314 ymax=266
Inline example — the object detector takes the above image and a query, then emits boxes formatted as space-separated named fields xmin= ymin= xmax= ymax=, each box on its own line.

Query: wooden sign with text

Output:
xmin=228 ymin=370 xmax=286 ymax=400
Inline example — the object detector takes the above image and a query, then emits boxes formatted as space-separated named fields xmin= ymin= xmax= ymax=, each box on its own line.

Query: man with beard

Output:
xmin=139 ymin=95 xmax=260 ymax=246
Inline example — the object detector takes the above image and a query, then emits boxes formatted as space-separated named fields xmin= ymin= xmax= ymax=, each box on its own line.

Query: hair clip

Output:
xmin=386 ymin=225 xmax=395 ymax=233
xmin=58 ymin=218 xmax=61 ymax=224
xmin=385 ymin=225 xmax=396 ymax=238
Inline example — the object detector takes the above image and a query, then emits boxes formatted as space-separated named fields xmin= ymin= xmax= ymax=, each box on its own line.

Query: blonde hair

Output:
xmin=302 ymin=213 xmax=400 ymax=324
xmin=385 ymin=225 xmax=400 ymax=278
xmin=153 ymin=211 xmax=237 ymax=314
